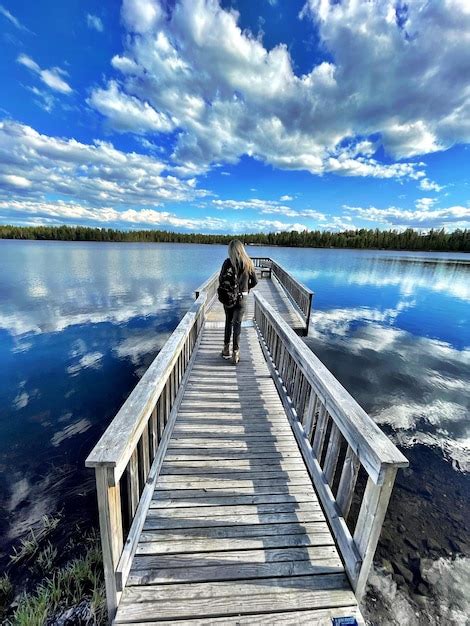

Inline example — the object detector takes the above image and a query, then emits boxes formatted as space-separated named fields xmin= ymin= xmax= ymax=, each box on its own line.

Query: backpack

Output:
xmin=217 ymin=262 xmax=240 ymax=307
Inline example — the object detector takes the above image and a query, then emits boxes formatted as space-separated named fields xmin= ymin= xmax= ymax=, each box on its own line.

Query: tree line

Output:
xmin=0 ymin=224 xmax=468 ymax=251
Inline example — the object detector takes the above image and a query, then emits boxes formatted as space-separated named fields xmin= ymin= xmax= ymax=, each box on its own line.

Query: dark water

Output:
xmin=1 ymin=240 xmax=468 ymax=622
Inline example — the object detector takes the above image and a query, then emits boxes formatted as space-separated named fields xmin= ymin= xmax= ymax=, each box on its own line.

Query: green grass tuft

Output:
xmin=10 ymin=541 xmax=106 ymax=625
xmin=36 ymin=542 xmax=58 ymax=574
xmin=10 ymin=513 xmax=62 ymax=566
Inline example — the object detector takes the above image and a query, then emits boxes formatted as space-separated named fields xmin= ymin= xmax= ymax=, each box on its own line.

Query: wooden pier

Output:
xmin=86 ymin=258 xmax=408 ymax=624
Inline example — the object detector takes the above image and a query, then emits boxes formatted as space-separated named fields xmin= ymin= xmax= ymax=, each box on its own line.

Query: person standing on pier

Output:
xmin=218 ymin=240 xmax=258 ymax=364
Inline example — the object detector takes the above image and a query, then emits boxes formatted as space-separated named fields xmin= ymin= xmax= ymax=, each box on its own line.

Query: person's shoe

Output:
xmin=221 ymin=344 xmax=231 ymax=359
xmin=232 ymin=349 xmax=240 ymax=365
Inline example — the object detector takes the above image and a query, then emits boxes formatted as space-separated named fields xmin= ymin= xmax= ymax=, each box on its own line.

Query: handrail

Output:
xmin=251 ymin=257 xmax=313 ymax=335
xmin=271 ymin=260 xmax=313 ymax=334
xmin=85 ymin=293 xmax=207 ymax=620
xmin=194 ymin=270 xmax=218 ymax=302
xmin=254 ymin=292 xmax=408 ymax=598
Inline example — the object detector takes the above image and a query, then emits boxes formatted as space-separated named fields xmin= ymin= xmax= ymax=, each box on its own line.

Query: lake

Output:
xmin=0 ymin=240 xmax=468 ymax=623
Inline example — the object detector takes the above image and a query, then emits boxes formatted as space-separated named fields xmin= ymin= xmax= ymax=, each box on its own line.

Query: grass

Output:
xmin=10 ymin=514 xmax=62 ymax=566
xmin=10 ymin=541 xmax=106 ymax=626
xmin=36 ymin=542 xmax=58 ymax=573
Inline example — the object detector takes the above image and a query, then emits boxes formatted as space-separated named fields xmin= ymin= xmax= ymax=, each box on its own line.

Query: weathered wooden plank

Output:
xmin=160 ymin=459 xmax=306 ymax=472
xmin=128 ymin=555 xmax=344 ymax=585
xmin=147 ymin=501 xmax=321 ymax=519
xmin=336 ymin=446 xmax=361 ymax=520
xmin=132 ymin=545 xmax=338 ymax=569
xmin=95 ymin=466 xmax=122 ymax=619
xmin=136 ymin=529 xmax=334 ymax=555
xmin=152 ymin=485 xmax=316 ymax=501
xmin=164 ymin=449 xmax=300 ymax=461
xmin=155 ymin=474 xmax=312 ymax=490
xmin=353 ymin=467 xmax=397 ymax=598
xmin=166 ymin=439 xmax=299 ymax=450
xmin=115 ymin=606 xmax=364 ymax=626
xmin=139 ymin=520 xmax=331 ymax=543
xmin=143 ymin=510 xmax=325 ymax=530
xmin=151 ymin=493 xmax=316 ymax=509
xmin=115 ymin=574 xmax=354 ymax=622
xmin=156 ymin=469 xmax=312 ymax=484
xmin=323 ymin=422 xmax=342 ymax=485
xmin=126 ymin=450 xmax=139 ymax=520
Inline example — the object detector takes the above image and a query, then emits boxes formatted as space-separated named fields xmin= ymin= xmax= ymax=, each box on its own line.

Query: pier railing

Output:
xmin=85 ymin=293 xmax=207 ymax=619
xmin=252 ymin=257 xmax=313 ymax=334
xmin=254 ymin=292 xmax=408 ymax=598
xmin=194 ymin=269 xmax=218 ymax=302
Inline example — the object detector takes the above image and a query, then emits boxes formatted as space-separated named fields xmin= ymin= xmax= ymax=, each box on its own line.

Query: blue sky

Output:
xmin=0 ymin=0 xmax=469 ymax=234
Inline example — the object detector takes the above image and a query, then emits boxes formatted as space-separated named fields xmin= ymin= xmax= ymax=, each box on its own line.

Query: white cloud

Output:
xmin=0 ymin=4 xmax=29 ymax=31
xmin=322 ymin=215 xmax=355 ymax=231
xmin=86 ymin=13 xmax=103 ymax=32
xmin=0 ymin=198 xmax=309 ymax=235
xmin=17 ymin=54 xmax=72 ymax=94
xmin=0 ymin=198 xmax=225 ymax=231
xmin=345 ymin=203 xmax=470 ymax=229
xmin=280 ymin=194 xmax=293 ymax=201
xmin=121 ymin=0 xmax=163 ymax=33
xmin=87 ymin=0 xmax=469 ymax=180
xmin=420 ymin=178 xmax=444 ymax=192
xmin=0 ymin=120 xmax=208 ymax=209
xmin=213 ymin=198 xmax=325 ymax=220
xmin=27 ymin=86 xmax=56 ymax=112
xmin=415 ymin=197 xmax=437 ymax=210
xmin=88 ymin=80 xmax=173 ymax=133
xmin=0 ymin=173 xmax=32 ymax=189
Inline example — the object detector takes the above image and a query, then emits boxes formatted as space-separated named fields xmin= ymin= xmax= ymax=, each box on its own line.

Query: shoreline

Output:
xmin=1 ymin=236 xmax=469 ymax=255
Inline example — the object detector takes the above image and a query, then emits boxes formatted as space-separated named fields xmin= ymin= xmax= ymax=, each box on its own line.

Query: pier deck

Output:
xmin=86 ymin=258 xmax=407 ymax=624
xmin=115 ymin=323 xmax=362 ymax=624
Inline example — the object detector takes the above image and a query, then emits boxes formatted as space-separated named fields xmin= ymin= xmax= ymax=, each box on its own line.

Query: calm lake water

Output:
xmin=0 ymin=240 xmax=468 ymax=622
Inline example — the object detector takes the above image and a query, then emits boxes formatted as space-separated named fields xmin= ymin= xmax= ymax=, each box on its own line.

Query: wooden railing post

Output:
xmin=95 ymin=466 xmax=123 ymax=622
xmin=353 ymin=467 xmax=398 ymax=598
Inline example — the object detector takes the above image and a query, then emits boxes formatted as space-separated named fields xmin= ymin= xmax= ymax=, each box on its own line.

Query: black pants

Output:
xmin=224 ymin=298 xmax=246 ymax=351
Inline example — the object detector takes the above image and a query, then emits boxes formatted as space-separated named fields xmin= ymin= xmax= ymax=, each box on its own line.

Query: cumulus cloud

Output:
xmin=415 ymin=197 xmax=437 ymax=210
xmin=420 ymin=178 xmax=444 ymax=192
xmin=88 ymin=80 xmax=173 ymax=133
xmin=345 ymin=203 xmax=470 ymax=229
xmin=0 ymin=198 xmax=226 ymax=231
xmin=86 ymin=14 xmax=103 ymax=32
xmin=17 ymin=54 xmax=72 ymax=94
xmin=86 ymin=0 xmax=469 ymax=180
xmin=0 ymin=120 xmax=208 ymax=209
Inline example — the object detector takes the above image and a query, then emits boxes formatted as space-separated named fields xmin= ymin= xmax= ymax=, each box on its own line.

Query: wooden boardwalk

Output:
xmin=115 ymin=323 xmax=362 ymax=624
xmin=86 ymin=258 xmax=407 ymax=625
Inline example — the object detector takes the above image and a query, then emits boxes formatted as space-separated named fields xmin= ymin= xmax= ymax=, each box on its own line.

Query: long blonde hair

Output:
xmin=228 ymin=239 xmax=254 ymax=274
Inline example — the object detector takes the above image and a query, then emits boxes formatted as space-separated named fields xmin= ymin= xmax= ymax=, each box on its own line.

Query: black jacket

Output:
xmin=219 ymin=258 xmax=258 ymax=294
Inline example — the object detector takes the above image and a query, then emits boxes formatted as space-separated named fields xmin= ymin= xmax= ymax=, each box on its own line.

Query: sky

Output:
xmin=0 ymin=0 xmax=469 ymax=234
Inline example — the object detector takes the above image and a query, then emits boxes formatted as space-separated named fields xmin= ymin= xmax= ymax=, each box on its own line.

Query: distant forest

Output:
xmin=0 ymin=224 xmax=469 ymax=252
